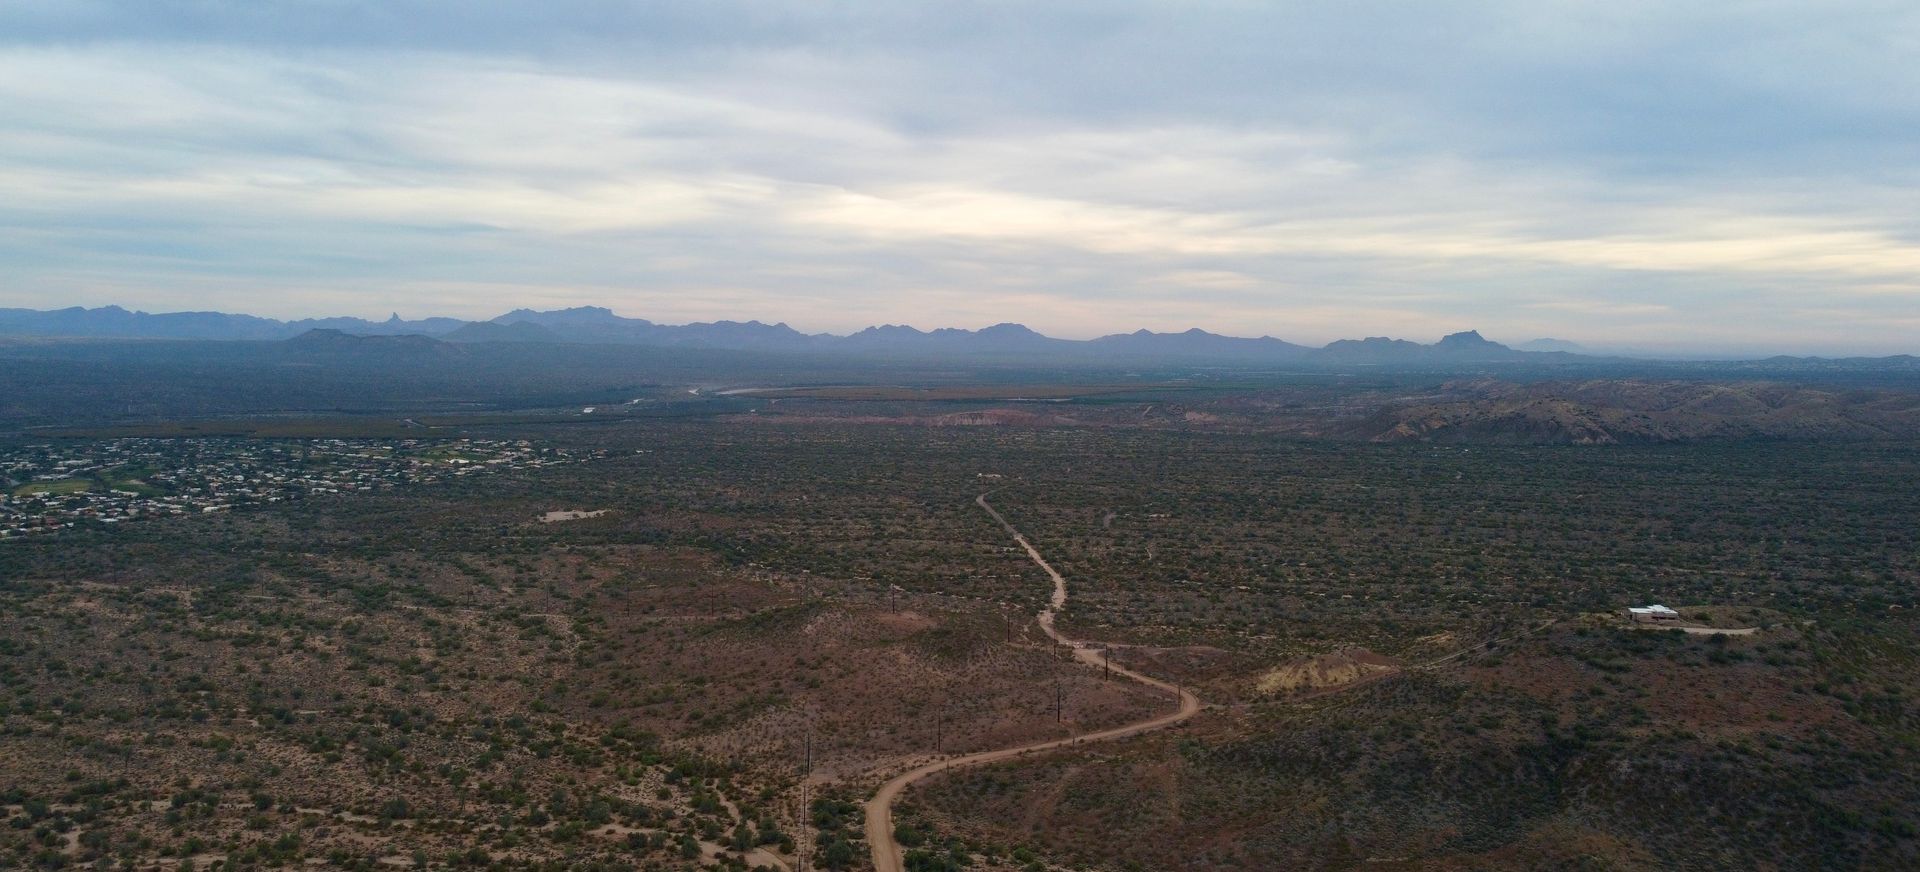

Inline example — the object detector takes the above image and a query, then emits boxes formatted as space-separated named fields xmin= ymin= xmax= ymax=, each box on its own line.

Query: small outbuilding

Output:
xmin=1626 ymin=604 xmax=1681 ymax=623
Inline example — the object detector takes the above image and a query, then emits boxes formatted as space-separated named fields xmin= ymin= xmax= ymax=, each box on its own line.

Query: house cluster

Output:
xmin=0 ymin=437 xmax=601 ymax=539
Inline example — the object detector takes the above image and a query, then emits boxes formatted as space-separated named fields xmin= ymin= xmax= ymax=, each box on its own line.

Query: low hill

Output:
xmin=1342 ymin=379 xmax=1920 ymax=443
xmin=282 ymin=328 xmax=455 ymax=355
xmin=442 ymin=320 xmax=564 ymax=343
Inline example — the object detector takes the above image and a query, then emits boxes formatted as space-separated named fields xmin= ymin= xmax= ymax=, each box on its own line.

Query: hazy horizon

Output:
xmin=9 ymin=300 xmax=1916 ymax=359
xmin=3 ymin=2 xmax=1917 ymax=355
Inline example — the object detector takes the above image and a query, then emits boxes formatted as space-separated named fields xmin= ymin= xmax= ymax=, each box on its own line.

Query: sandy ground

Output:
xmin=1631 ymin=624 xmax=1759 ymax=636
xmin=864 ymin=494 xmax=1203 ymax=872
xmin=540 ymin=509 xmax=608 ymax=522
xmin=1256 ymin=648 xmax=1399 ymax=694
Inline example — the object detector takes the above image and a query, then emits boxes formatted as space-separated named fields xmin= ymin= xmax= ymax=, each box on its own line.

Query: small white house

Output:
xmin=1626 ymin=604 xmax=1681 ymax=623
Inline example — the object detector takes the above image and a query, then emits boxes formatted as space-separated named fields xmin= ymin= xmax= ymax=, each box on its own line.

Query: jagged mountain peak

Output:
xmin=1437 ymin=329 xmax=1506 ymax=349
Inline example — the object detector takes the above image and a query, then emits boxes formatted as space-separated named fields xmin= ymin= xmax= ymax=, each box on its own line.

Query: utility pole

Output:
xmin=1054 ymin=680 xmax=1062 ymax=724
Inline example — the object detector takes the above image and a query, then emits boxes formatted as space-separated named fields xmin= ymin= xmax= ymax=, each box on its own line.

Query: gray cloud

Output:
xmin=0 ymin=1 xmax=1916 ymax=353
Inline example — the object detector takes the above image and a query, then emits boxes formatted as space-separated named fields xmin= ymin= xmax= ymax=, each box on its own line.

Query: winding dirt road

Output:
xmin=864 ymin=494 xmax=1202 ymax=872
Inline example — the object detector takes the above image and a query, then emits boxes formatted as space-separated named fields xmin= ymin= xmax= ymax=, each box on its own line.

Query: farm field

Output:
xmin=13 ymin=480 xmax=92 ymax=497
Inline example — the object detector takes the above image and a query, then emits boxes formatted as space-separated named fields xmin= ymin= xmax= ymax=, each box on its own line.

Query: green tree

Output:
xmin=822 ymin=837 xmax=857 ymax=870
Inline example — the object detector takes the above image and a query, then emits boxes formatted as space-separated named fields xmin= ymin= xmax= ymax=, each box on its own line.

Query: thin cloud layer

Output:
xmin=1 ymin=2 xmax=1916 ymax=353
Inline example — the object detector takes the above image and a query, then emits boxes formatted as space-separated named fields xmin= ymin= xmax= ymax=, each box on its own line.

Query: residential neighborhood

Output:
xmin=0 ymin=437 xmax=600 ymax=538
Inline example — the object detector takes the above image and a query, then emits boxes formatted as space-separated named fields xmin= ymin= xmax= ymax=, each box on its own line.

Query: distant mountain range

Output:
xmin=0 ymin=304 xmax=1909 ymax=368
xmin=0 ymin=305 xmax=467 ymax=341
xmin=0 ymin=304 xmax=1581 ymax=364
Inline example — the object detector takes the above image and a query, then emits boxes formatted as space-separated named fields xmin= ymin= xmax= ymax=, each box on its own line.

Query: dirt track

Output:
xmin=1632 ymin=624 xmax=1758 ymax=636
xmin=864 ymin=494 xmax=1202 ymax=872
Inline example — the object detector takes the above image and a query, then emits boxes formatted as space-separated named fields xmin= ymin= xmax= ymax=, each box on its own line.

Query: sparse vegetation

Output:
xmin=1 ymin=414 xmax=1915 ymax=870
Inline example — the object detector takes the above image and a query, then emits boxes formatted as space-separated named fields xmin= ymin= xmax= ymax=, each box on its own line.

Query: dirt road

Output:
xmin=1632 ymin=624 xmax=1758 ymax=636
xmin=864 ymin=494 xmax=1203 ymax=872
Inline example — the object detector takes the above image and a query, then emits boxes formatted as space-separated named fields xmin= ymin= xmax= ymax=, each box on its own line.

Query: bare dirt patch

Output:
xmin=1256 ymin=647 xmax=1400 ymax=695
xmin=540 ymin=508 xmax=609 ymax=522
xmin=875 ymin=610 xmax=939 ymax=633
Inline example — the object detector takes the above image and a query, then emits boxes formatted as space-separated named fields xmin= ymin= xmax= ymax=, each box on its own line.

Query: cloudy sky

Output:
xmin=1 ymin=1 xmax=1916 ymax=352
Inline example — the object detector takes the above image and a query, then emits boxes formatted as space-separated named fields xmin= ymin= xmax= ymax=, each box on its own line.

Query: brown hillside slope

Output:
xmin=1343 ymin=379 xmax=1920 ymax=443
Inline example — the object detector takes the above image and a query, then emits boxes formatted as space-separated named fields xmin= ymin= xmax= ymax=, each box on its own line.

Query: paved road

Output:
xmin=864 ymin=494 xmax=1202 ymax=872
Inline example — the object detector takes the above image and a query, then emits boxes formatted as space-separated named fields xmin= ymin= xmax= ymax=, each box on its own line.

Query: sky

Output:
xmin=1 ymin=1 xmax=1917 ymax=354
